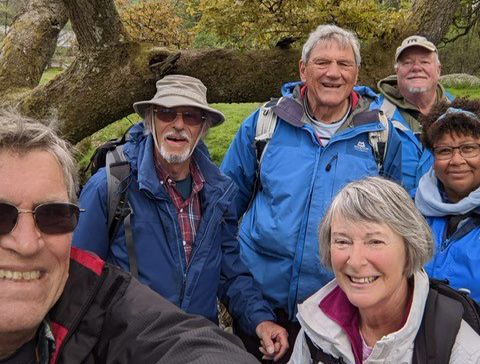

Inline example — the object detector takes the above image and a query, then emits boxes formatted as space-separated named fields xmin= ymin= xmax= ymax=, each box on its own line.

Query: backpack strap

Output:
xmin=413 ymin=282 xmax=464 ymax=364
xmin=105 ymin=145 xmax=138 ymax=278
xmin=246 ymin=98 xmax=280 ymax=209
xmin=304 ymin=333 xmax=346 ymax=364
xmin=352 ymin=110 xmax=390 ymax=174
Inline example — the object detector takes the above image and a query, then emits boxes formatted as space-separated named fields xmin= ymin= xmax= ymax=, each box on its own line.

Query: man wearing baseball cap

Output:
xmin=73 ymin=74 xmax=288 ymax=361
xmin=372 ymin=35 xmax=453 ymax=192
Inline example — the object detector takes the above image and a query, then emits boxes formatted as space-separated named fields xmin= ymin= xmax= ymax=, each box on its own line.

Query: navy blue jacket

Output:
xmin=73 ymin=123 xmax=275 ymax=334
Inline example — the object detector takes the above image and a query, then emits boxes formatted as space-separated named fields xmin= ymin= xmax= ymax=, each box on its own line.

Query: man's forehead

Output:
xmin=310 ymin=40 xmax=355 ymax=59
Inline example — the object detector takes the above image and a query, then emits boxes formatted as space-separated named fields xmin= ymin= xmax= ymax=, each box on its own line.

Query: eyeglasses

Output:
xmin=0 ymin=202 xmax=84 ymax=235
xmin=153 ymin=107 xmax=207 ymax=126
xmin=433 ymin=143 xmax=480 ymax=160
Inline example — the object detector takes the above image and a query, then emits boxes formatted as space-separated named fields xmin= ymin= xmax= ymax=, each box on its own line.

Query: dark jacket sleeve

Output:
xmin=217 ymin=194 xmax=276 ymax=336
xmin=98 ymin=271 xmax=260 ymax=364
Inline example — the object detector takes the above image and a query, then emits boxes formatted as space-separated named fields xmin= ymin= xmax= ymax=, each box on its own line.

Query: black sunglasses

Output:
xmin=0 ymin=202 xmax=84 ymax=235
xmin=153 ymin=107 xmax=207 ymax=126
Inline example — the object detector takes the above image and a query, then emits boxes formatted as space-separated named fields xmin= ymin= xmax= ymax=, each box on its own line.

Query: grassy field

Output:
xmin=39 ymin=68 xmax=479 ymax=176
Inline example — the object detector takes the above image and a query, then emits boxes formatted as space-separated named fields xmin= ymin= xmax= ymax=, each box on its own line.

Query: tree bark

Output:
xmin=0 ymin=0 xmax=464 ymax=143
xmin=0 ymin=0 xmax=67 ymax=95
xmin=412 ymin=0 xmax=460 ymax=44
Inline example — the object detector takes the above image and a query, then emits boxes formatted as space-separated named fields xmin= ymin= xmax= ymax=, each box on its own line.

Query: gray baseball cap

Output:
xmin=395 ymin=35 xmax=437 ymax=62
xmin=133 ymin=74 xmax=225 ymax=127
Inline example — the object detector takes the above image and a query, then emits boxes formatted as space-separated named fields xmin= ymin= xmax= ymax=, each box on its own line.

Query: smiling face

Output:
xmin=299 ymin=39 xmax=358 ymax=121
xmin=396 ymin=46 xmax=440 ymax=99
xmin=330 ymin=214 xmax=408 ymax=314
xmin=433 ymin=132 xmax=480 ymax=202
xmin=0 ymin=150 xmax=71 ymax=349
xmin=152 ymin=106 xmax=206 ymax=175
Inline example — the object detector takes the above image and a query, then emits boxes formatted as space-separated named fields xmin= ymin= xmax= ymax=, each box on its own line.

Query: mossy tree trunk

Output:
xmin=0 ymin=0 xmax=462 ymax=143
xmin=0 ymin=0 xmax=67 ymax=96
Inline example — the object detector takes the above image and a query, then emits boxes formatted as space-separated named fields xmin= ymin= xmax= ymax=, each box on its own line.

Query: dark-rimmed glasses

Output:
xmin=0 ymin=202 xmax=84 ymax=235
xmin=153 ymin=107 xmax=207 ymax=126
xmin=433 ymin=143 xmax=480 ymax=160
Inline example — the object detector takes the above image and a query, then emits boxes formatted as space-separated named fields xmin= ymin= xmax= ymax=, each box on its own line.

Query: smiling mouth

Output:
xmin=322 ymin=83 xmax=342 ymax=88
xmin=0 ymin=270 xmax=41 ymax=281
xmin=166 ymin=135 xmax=188 ymax=144
xmin=348 ymin=275 xmax=379 ymax=284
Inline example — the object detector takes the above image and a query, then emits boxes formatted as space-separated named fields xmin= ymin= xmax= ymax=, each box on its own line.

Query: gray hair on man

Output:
xmin=301 ymin=24 xmax=361 ymax=66
xmin=318 ymin=176 xmax=433 ymax=277
xmin=0 ymin=109 xmax=78 ymax=203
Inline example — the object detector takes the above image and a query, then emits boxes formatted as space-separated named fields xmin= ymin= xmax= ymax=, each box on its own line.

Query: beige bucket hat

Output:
xmin=133 ymin=74 xmax=225 ymax=127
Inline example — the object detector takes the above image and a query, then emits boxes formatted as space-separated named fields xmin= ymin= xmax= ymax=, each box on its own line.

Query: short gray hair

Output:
xmin=301 ymin=24 xmax=361 ymax=66
xmin=319 ymin=177 xmax=433 ymax=278
xmin=0 ymin=110 xmax=78 ymax=203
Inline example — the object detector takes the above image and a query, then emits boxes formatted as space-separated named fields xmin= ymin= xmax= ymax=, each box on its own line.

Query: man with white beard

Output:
xmin=372 ymin=35 xmax=452 ymax=191
xmin=73 ymin=74 xmax=289 ymax=362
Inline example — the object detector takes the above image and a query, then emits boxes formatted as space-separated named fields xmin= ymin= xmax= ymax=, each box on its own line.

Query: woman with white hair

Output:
xmin=289 ymin=176 xmax=480 ymax=363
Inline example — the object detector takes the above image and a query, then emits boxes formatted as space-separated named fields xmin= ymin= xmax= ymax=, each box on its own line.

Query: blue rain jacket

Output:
xmin=73 ymin=123 xmax=275 ymax=334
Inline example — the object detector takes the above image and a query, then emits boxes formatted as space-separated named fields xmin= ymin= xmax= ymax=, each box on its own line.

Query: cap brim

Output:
xmin=395 ymin=44 xmax=437 ymax=62
xmin=133 ymin=97 xmax=225 ymax=127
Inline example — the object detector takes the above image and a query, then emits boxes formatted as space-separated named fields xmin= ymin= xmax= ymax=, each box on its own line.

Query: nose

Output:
xmin=449 ymin=148 xmax=466 ymax=165
xmin=346 ymin=242 xmax=368 ymax=268
xmin=172 ymin=113 xmax=186 ymax=129
xmin=1 ymin=213 xmax=44 ymax=256
xmin=325 ymin=62 xmax=341 ymax=78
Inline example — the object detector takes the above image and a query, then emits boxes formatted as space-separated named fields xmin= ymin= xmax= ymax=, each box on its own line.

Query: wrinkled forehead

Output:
xmin=309 ymin=39 xmax=356 ymax=61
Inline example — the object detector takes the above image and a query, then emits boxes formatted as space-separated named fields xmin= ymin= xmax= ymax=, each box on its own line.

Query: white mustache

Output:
xmin=165 ymin=130 xmax=190 ymax=142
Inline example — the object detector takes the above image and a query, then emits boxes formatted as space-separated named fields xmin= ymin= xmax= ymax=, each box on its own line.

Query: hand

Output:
xmin=255 ymin=320 xmax=289 ymax=362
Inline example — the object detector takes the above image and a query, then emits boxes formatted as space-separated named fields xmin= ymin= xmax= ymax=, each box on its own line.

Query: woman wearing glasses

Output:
xmin=415 ymin=98 xmax=480 ymax=302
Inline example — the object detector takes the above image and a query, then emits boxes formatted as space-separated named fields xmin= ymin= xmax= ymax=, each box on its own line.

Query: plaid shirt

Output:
xmin=155 ymin=154 xmax=204 ymax=265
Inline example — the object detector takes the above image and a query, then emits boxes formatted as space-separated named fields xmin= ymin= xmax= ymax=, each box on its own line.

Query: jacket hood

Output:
xmin=281 ymin=81 xmax=378 ymax=100
xmin=415 ymin=168 xmax=480 ymax=216
xmin=377 ymin=75 xmax=449 ymax=111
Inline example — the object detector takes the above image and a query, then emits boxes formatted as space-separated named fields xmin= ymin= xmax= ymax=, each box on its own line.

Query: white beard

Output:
xmin=159 ymin=143 xmax=192 ymax=164
xmin=407 ymin=86 xmax=428 ymax=94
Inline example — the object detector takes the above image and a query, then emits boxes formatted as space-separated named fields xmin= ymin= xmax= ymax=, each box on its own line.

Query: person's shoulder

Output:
xmin=450 ymin=319 xmax=480 ymax=363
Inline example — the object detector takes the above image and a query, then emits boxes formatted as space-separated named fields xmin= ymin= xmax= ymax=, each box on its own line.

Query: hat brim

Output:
xmin=133 ymin=96 xmax=225 ymax=127
xmin=395 ymin=44 xmax=437 ymax=62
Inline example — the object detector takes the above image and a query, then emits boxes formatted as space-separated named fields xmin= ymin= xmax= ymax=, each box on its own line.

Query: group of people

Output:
xmin=1 ymin=22 xmax=480 ymax=364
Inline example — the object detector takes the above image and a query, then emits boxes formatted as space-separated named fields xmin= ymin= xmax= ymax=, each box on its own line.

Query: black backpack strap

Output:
xmin=413 ymin=284 xmax=464 ymax=364
xmin=304 ymin=333 xmax=346 ymax=364
xmin=106 ymin=145 xmax=138 ymax=278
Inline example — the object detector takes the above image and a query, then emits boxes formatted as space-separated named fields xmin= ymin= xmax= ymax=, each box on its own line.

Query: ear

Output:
xmin=299 ymin=59 xmax=307 ymax=82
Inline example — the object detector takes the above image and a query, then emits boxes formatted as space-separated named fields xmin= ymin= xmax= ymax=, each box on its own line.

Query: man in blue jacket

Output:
xmin=220 ymin=24 xmax=406 ymax=361
xmin=73 ymin=74 xmax=288 ymax=361
xmin=371 ymin=35 xmax=453 ymax=192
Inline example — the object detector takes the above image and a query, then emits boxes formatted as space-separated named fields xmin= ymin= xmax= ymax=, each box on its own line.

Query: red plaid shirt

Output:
xmin=155 ymin=155 xmax=204 ymax=265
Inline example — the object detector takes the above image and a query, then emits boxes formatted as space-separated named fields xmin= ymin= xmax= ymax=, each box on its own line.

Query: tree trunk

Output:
xmin=0 ymin=0 xmax=67 ymax=95
xmin=412 ymin=0 xmax=460 ymax=43
xmin=0 ymin=0 xmax=463 ymax=143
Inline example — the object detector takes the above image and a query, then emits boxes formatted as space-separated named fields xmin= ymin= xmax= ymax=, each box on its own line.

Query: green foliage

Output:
xmin=116 ymin=0 xmax=192 ymax=48
xmin=190 ymin=0 xmax=409 ymax=49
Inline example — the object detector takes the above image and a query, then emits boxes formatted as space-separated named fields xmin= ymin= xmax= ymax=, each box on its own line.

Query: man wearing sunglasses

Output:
xmin=73 ymin=74 xmax=288 ymax=361
xmin=0 ymin=111 xmax=261 ymax=363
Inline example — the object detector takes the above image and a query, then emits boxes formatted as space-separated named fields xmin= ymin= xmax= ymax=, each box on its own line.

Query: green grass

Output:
xmin=39 ymin=67 xmax=63 ymax=85
xmin=447 ymin=87 xmax=480 ymax=98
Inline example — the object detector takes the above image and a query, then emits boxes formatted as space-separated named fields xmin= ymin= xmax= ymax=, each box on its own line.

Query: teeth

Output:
xmin=350 ymin=276 xmax=377 ymax=284
xmin=0 ymin=269 xmax=40 ymax=281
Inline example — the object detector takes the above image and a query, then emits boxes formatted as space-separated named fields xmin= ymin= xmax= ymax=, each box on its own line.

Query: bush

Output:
xmin=440 ymin=73 xmax=480 ymax=89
